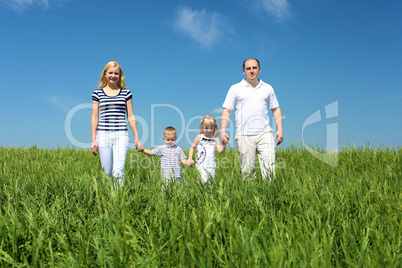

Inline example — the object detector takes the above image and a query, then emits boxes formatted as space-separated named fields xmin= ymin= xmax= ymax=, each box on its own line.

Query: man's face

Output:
xmin=243 ymin=59 xmax=261 ymax=82
xmin=163 ymin=132 xmax=177 ymax=147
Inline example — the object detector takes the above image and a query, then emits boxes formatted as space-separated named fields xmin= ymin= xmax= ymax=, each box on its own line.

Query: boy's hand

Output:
xmin=188 ymin=159 xmax=195 ymax=166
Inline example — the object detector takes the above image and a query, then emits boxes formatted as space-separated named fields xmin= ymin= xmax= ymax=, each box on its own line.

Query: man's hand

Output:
xmin=221 ymin=131 xmax=230 ymax=146
xmin=274 ymin=130 xmax=283 ymax=145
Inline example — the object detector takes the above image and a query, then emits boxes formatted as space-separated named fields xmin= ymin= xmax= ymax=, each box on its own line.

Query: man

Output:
xmin=221 ymin=58 xmax=283 ymax=180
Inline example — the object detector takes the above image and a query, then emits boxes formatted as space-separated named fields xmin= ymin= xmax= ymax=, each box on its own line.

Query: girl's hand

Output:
xmin=91 ymin=141 xmax=98 ymax=155
xmin=188 ymin=159 xmax=195 ymax=166
xmin=135 ymin=139 xmax=144 ymax=151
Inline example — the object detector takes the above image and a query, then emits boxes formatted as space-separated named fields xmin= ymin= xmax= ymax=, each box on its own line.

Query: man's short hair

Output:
xmin=243 ymin=58 xmax=260 ymax=69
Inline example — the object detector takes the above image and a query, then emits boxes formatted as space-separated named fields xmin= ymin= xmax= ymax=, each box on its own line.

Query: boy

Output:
xmin=138 ymin=126 xmax=192 ymax=183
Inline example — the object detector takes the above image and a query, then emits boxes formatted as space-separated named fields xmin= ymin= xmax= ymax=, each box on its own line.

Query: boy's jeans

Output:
xmin=96 ymin=130 xmax=129 ymax=185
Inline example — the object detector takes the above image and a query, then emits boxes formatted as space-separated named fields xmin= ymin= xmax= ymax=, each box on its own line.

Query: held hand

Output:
xmin=91 ymin=141 xmax=98 ymax=155
xmin=274 ymin=130 xmax=284 ymax=145
xmin=221 ymin=132 xmax=229 ymax=145
xmin=188 ymin=159 xmax=195 ymax=166
xmin=135 ymin=139 xmax=144 ymax=151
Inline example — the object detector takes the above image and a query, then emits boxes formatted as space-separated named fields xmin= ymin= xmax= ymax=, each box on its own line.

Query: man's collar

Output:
xmin=242 ymin=79 xmax=262 ymax=88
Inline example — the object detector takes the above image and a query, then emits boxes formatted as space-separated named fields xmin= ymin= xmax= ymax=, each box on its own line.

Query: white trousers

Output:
xmin=235 ymin=131 xmax=275 ymax=180
xmin=96 ymin=131 xmax=129 ymax=185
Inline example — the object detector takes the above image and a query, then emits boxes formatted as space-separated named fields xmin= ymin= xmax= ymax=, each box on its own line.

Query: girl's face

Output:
xmin=202 ymin=124 xmax=215 ymax=138
xmin=104 ymin=66 xmax=120 ymax=86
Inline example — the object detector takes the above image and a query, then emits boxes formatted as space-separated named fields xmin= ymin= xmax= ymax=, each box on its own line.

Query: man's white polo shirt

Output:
xmin=222 ymin=79 xmax=279 ymax=136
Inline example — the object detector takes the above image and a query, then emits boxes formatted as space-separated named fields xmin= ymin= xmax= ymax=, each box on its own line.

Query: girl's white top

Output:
xmin=196 ymin=135 xmax=216 ymax=169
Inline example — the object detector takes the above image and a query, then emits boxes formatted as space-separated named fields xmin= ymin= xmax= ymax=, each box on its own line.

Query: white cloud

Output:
xmin=383 ymin=96 xmax=402 ymax=101
xmin=3 ymin=0 xmax=65 ymax=12
xmin=211 ymin=108 xmax=224 ymax=114
xmin=44 ymin=95 xmax=75 ymax=113
xmin=244 ymin=0 xmax=291 ymax=20
xmin=173 ymin=6 xmax=231 ymax=48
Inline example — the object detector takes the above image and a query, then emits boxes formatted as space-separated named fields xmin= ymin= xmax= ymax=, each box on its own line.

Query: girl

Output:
xmin=91 ymin=61 xmax=143 ymax=187
xmin=188 ymin=115 xmax=226 ymax=183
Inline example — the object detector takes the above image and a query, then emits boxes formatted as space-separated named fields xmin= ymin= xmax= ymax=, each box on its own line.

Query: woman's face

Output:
xmin=104 ymin=66 xmax=120 ymax=86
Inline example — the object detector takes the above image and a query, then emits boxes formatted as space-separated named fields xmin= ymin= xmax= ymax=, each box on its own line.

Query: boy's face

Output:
xmin=163 ymin=132 xmax=177 ymax=147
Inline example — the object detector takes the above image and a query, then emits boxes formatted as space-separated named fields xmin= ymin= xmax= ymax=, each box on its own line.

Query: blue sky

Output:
xmin=0 ymin=0 xmax=401 ymax=150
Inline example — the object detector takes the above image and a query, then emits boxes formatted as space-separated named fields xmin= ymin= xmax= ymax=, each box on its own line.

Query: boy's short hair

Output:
xmin=164 ymin=126 xmax=176 ymax=138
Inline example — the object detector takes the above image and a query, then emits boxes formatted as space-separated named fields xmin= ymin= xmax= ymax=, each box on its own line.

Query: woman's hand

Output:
xmin=135 ymin=139 xmax=144 ymax=152
xmin=91 ymin=141 xmax=98 ymax=155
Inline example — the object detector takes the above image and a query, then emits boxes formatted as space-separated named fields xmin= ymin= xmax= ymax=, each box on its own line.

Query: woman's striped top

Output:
xmin=92 ymin=88 xmax=132 ymax=131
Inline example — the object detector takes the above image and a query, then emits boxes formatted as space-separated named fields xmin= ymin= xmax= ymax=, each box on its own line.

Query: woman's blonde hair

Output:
xmin=98 ymin=61 xmax=126 ymax=89
xmin=199 ymin=115 xmax=219 ymax=136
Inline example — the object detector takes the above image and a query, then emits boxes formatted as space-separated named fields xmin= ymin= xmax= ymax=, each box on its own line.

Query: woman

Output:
xmin=91 ymin=61 xmax=143 ymax=186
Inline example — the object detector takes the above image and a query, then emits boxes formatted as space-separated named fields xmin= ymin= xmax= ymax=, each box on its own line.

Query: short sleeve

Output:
xmin=268 ymin=88 xmax=279 ymax=109
xmin=178 ymin=148 xmax=186 ymax=160
xmin=152 ymin=146 xmax=162 ymax=157
xmin=92 ymin=89 xmax=100 ymax=102
xmin=125 ymin=88 xmax=132 ymax=101
xmin=222 ymin=86 xmax=235 ymax=110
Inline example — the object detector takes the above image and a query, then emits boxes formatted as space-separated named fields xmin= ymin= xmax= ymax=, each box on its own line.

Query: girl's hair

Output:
xmin=199 ymin=115 xmax=219 ymax=136
xmin=98 ymin=61 xmax=127 ymax=89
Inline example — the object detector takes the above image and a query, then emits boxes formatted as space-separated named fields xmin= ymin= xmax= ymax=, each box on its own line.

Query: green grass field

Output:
xmin=0 ymin=145 xmax=401 ymax=267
